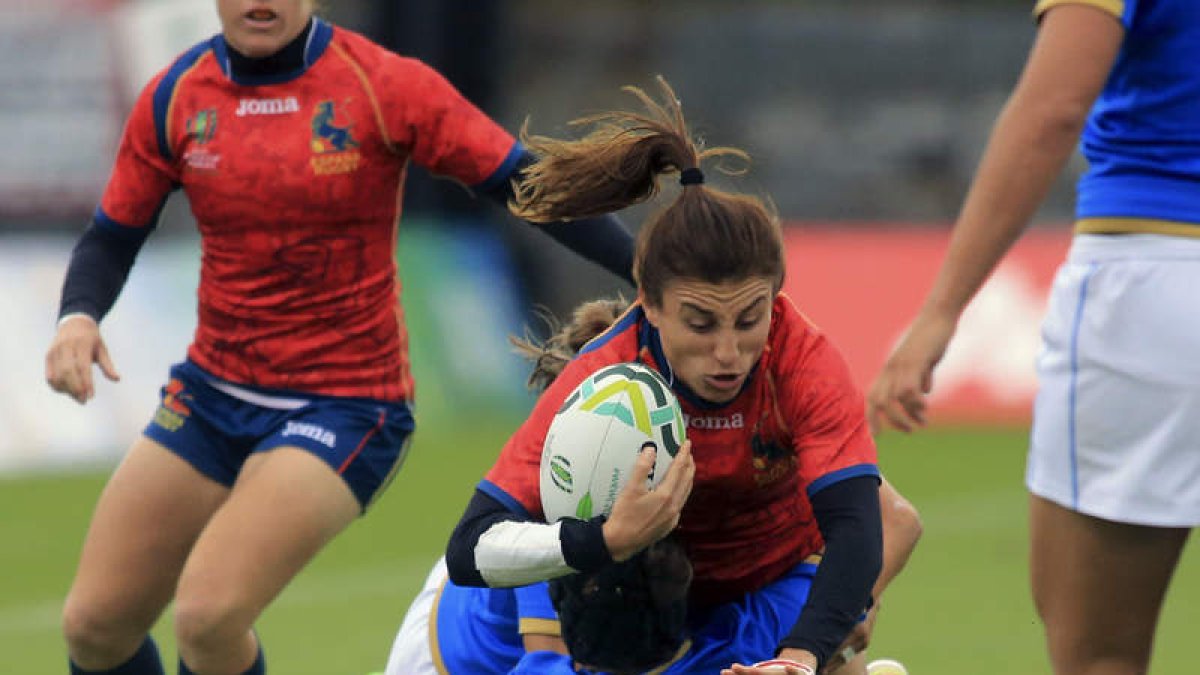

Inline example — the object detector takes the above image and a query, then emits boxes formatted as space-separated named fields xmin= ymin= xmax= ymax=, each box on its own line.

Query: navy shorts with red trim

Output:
xmin=143 ymin=360 xmax=414 ymax=510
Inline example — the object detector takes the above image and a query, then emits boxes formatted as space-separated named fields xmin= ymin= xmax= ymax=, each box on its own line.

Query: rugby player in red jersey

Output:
xmin=44 ymin=2 xmax=633 ymax=674
xmin=416 ymin=79 xmax=920 ymax=675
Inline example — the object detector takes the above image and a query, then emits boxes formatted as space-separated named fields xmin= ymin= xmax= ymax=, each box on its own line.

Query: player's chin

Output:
xmin=698 ymin=383 xmax=742 ymax=404
xmin=227 ymin=30 xmax=287 ymax=57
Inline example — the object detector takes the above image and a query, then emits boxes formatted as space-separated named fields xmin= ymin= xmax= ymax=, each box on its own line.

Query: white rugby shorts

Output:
xmin=384 ymin=558 xmax=445 ymax=675
xmin=1027 ymin=233 xmax=1200 ymax=527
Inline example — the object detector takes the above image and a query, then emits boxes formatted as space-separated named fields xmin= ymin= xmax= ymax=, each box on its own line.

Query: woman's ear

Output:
xmin=639 ymin=291 xmax=662 ymax=329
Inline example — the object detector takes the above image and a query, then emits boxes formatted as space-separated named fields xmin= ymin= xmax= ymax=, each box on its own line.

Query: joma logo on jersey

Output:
xmin=309 ymin=100 xmax=361 ymax=175
xmin=684 ymin=413 xmax=745 ymax=430
xmin=281 ymin=421 xmax=337 ymax=448
xmin=235 ymin=96 xmax=300 ymax=116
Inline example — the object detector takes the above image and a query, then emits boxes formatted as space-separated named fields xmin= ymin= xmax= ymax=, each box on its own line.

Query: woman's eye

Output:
xmin=736 ymin=317 xmax=762 ymax=330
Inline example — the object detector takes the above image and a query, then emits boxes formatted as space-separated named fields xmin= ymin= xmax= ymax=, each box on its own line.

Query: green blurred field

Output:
xmin=3 ymin=425 xmax=1198 ymax=674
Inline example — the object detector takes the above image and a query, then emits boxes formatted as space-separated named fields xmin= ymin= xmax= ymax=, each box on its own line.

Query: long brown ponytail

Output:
xmin=510 ymin=77 xmax=785 ymax=307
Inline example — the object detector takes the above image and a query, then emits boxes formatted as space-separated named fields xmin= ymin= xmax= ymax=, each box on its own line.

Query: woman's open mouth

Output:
xmin=244 ymin=7 xmax=278 ymax=29
xmin=705 ymin=373 xmax=744 ymax=392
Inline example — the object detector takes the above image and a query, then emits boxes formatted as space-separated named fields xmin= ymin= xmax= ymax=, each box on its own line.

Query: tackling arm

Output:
xmin=777 ymin=475 xmax=883 ymax=669
xmin=823 ymin=477 xmax=923 ymax=670
xmin=444 ymin=488 xmax=612 ymax=588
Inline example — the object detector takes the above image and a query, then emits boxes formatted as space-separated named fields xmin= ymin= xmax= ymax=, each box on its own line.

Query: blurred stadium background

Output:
xmin=2 ymin=0 xmax=1197 ymax=672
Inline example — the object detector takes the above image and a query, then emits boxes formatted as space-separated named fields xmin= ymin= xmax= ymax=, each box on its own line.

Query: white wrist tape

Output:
xmin=475 ymin=520 xmax=574 ymax=587
xmin=752 ymin=659 xmax=816 ymax=674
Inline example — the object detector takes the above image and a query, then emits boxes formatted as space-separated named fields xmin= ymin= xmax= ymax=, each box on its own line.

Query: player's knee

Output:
xmin=173 ymin=591 xmax=252 ymax=653
xmin=881 ymin=483 xmax=923 ymax=548
xmin=893 ymin=495 xmax=923 ymax=543
xmin=62 ymin=598 xmax=142 ymax=665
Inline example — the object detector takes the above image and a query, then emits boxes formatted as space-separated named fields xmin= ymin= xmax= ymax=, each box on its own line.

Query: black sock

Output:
xmin=179 ymin=642 xmax=264 ymax=675
xmin=69 ymin=636 xmax=164 ymax=674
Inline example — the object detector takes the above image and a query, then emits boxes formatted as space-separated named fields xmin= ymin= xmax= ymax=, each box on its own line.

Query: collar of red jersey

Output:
xmin=213 ymin=17 xmax=333 ymax=87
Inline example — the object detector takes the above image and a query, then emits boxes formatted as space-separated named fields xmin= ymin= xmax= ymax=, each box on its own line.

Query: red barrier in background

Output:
xmin=782 ymin=225 xmax=1072 ymax=425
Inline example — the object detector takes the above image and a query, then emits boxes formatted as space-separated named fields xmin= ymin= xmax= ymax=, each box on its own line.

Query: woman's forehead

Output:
xmin=663 ymin=277 xmax=774 ymax=310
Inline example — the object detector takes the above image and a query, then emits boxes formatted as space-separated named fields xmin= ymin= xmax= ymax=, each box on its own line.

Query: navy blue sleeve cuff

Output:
xmin=473 ymin=141 xmax=526 ymax=194
xmin=559 ymin=516 xmax=614 ymax=573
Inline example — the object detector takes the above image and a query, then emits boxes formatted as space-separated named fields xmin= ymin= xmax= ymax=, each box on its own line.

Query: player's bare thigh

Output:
xmin=1029 ymin=494 xmax=1189 ymax=674
xmin=173 ymin=444 xmax=361 ymax=673
xmin=63 ymin=435 xmax=229 ymax=668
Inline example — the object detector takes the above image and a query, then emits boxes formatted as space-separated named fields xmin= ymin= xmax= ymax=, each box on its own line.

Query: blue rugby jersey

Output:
xmin=1036 ymin=0 xmax=1200 ymax=229
xmin=429 ymin=561 xmax=822 ymax=673
xmin=432 ymin=582 xmax=560 ymax=673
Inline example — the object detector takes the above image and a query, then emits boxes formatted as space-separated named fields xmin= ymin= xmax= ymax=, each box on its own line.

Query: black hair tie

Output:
xmin=679 ymin=167 xmax=705 ymax=186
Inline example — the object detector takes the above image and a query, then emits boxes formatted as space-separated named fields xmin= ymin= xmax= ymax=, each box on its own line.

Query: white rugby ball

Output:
xmin=540 ymin=362 xmax=686 ymax=523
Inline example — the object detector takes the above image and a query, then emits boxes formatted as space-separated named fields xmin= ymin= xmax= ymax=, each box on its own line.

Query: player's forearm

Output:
xmin=529 ymin=214 xmax=635 ymax=284
xmin=482 ymin=148 xmax=635 ymax=283
xmin=779 ymin=476 xmax=882 ymax=667
xmin=58 ymin=218 xmax=152 ymax=322
xmin=921 ymin=93 xmax=1084 ymax=322
xmin=444 ymin=488 xmax=613 ymax=587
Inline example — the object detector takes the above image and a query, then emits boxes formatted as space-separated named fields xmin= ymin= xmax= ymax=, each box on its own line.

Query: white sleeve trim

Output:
xmin=475 ymin=520 xmax=574 ymax=587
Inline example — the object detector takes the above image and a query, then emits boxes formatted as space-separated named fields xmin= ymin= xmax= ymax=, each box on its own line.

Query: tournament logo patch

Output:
xmin=549 ymin=454 xmax=573 ymax=492
xmin=187 ymin=109 xmax=217 ymax=144
xmin=183 ymin=108 xmax=220 ymax=171
xmin=309 ymin=100 xmax=361 ymax=175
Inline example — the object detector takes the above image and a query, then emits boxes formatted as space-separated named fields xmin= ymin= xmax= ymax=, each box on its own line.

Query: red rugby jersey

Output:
xmin=483 ymin=295 xmax=880 ymax=606
xmin=98 ymin=19 xmax=519 ymax=400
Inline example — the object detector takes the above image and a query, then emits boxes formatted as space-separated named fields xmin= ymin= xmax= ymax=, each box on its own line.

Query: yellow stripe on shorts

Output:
xmin=1076 ymin=218 xmax=1200 ymax=238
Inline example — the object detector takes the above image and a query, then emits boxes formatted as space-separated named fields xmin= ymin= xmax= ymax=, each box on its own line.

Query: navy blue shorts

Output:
xmin=143 ymin=360 xmax=415 ymax=511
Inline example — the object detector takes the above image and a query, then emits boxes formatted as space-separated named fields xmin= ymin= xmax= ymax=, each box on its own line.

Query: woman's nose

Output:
xmin=713 ymin=331 xmax=739 ymax=365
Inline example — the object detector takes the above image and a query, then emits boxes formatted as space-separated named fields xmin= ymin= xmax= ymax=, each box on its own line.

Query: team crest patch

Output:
xmin=750 ymin=434 xmax=795 ymax=487
xmin=309 ymin=100 xmax=361 ymax=175
xmin=154 ymin=378 xmax=193 ymax=432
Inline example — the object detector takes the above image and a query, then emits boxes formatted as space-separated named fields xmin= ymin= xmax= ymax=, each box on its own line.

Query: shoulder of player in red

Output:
xmin=100 ymin=18 xmax=520 ymax=231
xmin=479 ymin=304 xmax=645 ymax=518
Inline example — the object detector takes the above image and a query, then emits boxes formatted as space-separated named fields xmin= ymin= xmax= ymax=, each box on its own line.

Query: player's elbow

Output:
xmin=444 ymin=533 xmax=487 ymax=588
xmin=1004 ymin=93 xmax=1091 ymax=151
